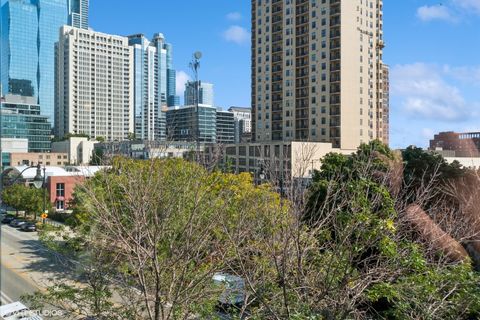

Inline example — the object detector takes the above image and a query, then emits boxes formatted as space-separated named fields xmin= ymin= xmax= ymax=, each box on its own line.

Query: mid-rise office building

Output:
xmin=251 ymin=0 xmax=387 ymax=149
xmin=1 ymin=0 xmax=89 ymax=124
xmin=55 ymin=26 xmax=134 ymax=141
xmin=1 ymin=95 xmax=51 ymax=152
xmin=430 ymin=131 xmax=480 ymax=157
xmin=184 ymin=81 xmax=214 ymax=106
xmin=128 ymin=33 xmax=178 ymax=141
xmin=216 ymin=110 xmax=235 ymax=144
xmin=228 ymin=106 xmax=252 ymax=143
xmin=166 ymin=105 xmax=217 ymax=143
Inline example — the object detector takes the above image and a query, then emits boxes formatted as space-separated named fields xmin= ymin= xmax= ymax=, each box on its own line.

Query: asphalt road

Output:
xmin=0 ymin=217 xmax=74 ymax=308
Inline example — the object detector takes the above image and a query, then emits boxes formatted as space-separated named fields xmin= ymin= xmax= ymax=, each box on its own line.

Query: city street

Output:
xmin=0 ymin=219 xmax=74 ymax=306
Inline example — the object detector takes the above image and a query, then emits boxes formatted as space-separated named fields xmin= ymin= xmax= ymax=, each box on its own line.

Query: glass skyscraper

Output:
xmin=184 ymin=81 xmax=214 ymax=107
xmin=1 ymin=95 xmax=52 ymax=152
xmin=69 ymin=0 xmax=88 ymax=29
xmin=129 ymin=33 xmax=178 ymax=141
xmin=0 ymin=0 xmax=88 ymax=126
xmin=164 ymin=42 xmax=179 ymax=107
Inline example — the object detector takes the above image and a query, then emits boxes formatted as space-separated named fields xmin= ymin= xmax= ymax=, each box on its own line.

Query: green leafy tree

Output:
xmin=3 ymin=184 xmax=24 ymax=216
xmin=3 ymin=183 xmax=52 ymax=219
xmin=402 ymin=146 xmax=465 ymax=202
xmin=27 ymin=143 xmax=480 ymax=319
xmin=27 ymin=158 xmax=286 ymax=319
xmin=90 ymin=148 xmax=105 ymax=165
xmin=300 ymin=141 xmax=480 ymax=319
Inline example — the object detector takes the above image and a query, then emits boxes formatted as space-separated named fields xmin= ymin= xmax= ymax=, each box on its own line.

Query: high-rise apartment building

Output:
xmin=228 ymin=106 xmax=252 ymax=143
xmin=55 ymin=26 xmax=134 ymax=141
xmin=128 ymin=33 xmax=178 ymax=141
xmin=251 ymin=0 xmax=387 ymax=149
xmin=184 ymin=81 xmax=214 ymax=107
xmin=379 ymin=64 xmax=389 ymax=145
xmin=0 ymin=0 xmax=89 ymax=124
xmin=70 ymin=0 xmax=88 ymax=29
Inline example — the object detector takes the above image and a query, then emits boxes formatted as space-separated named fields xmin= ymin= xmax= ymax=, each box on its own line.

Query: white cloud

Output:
xmin=417 ymin=5 xmax=455 ymax=22
xmin=223 ymin=25 xmax=249 ymax=45
xmin=453 ymin=0 xmax=480 ymax=14
xmin=417 ymin=0 xmax=480 ymax=22
xmin=391 ymin=63 xmax=475 ymax=122
xmin=443 ymin=65 xmax=480 ymax=87
xmin=176 ymin=71 xmax=190 ymax=96
xmin=226 ymin=12 xmax=242 ymax=21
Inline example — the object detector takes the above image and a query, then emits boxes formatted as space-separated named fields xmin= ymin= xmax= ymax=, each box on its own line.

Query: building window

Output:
xmin=56 ymin=200 xmax=65 ymax=211
xmin=56 ymin=183 xmax=65 ymax=197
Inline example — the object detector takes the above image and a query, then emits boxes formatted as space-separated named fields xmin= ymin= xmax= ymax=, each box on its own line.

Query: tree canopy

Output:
xmin=28 ymin=144 xmax=480 ymax=319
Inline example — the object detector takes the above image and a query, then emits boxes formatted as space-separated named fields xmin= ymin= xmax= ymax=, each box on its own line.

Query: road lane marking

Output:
xmin=1 ymin=258 xmax=43 ymax=291
xmin=1 ymin=291 xmax=13 ymax=304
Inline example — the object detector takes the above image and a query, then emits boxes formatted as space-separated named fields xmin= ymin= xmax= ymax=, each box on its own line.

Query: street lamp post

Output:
xmin=0 ymin=164 xmax=45 ymax=221
xmin=257 ymin=162 xmax=266 ymax=186
xmin=32 ymin=164 xmax=46 ymax=222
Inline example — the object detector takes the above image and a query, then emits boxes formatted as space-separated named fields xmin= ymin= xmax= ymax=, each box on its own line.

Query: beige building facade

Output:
xmin=55 ymin=26 xmax=134 ymax=142
xmin=378 ymin=64 xmax=389 ymax=145
xmin=251 ymin=0 xmax=388 ymax=149
xmin=207 ymin=141 xmax=355 ymax=180
xmin=51 ymin=137 xmax=96 ymax=165
xmin=9 ymin=153 xmax=69 ymax=167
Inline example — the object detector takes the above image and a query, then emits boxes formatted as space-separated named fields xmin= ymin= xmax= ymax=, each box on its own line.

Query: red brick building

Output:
xmin=429 ymin=131 xmax=480 ymax=157
xmin=2 ymin=165 xmax=105 ymax=212
xmin=46 ymin=175 xmax=85 ymax=211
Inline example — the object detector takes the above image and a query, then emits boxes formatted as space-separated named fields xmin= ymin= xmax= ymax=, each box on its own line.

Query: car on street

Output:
xmin=1 ymin=216 xmax=15 ymax=224
xmin=20 ymin=222 xmax=37 ymax=232
xmin=0 ymin=301 xmax=43 ymax=320
xmin=9 ymin=219 xmax=27 ymax=228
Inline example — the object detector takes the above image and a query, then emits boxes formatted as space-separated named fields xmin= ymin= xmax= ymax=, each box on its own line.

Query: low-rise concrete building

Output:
xmin=206 ymin=141 xmax=355 ymax=181
xmin=1 ymin=138 xmax=29 ymax=167
xmin=8 ymin=152 xmax=69 ymax=167
xmin=51 ymin=137 xmax=96 ymax=165
xmin=95 ymin=140 xmax=198 ymax=161
xmin=443 ymin=157 xmax=480 ymax=170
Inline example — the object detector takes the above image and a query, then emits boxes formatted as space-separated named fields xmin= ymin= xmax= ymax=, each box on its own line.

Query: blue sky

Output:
xmin=90 ymin=0 xmax=480 ymax=149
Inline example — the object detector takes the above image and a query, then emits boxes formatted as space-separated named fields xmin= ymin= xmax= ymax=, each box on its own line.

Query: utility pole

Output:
xmin=189 ymin=51 xmax=202 ymax=160
xmin=0 ymin=83 xmax=3 ymax=210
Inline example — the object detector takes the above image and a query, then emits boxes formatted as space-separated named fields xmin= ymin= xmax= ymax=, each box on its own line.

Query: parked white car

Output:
xmin=0 ymin=302 xmax=42 ymax=320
